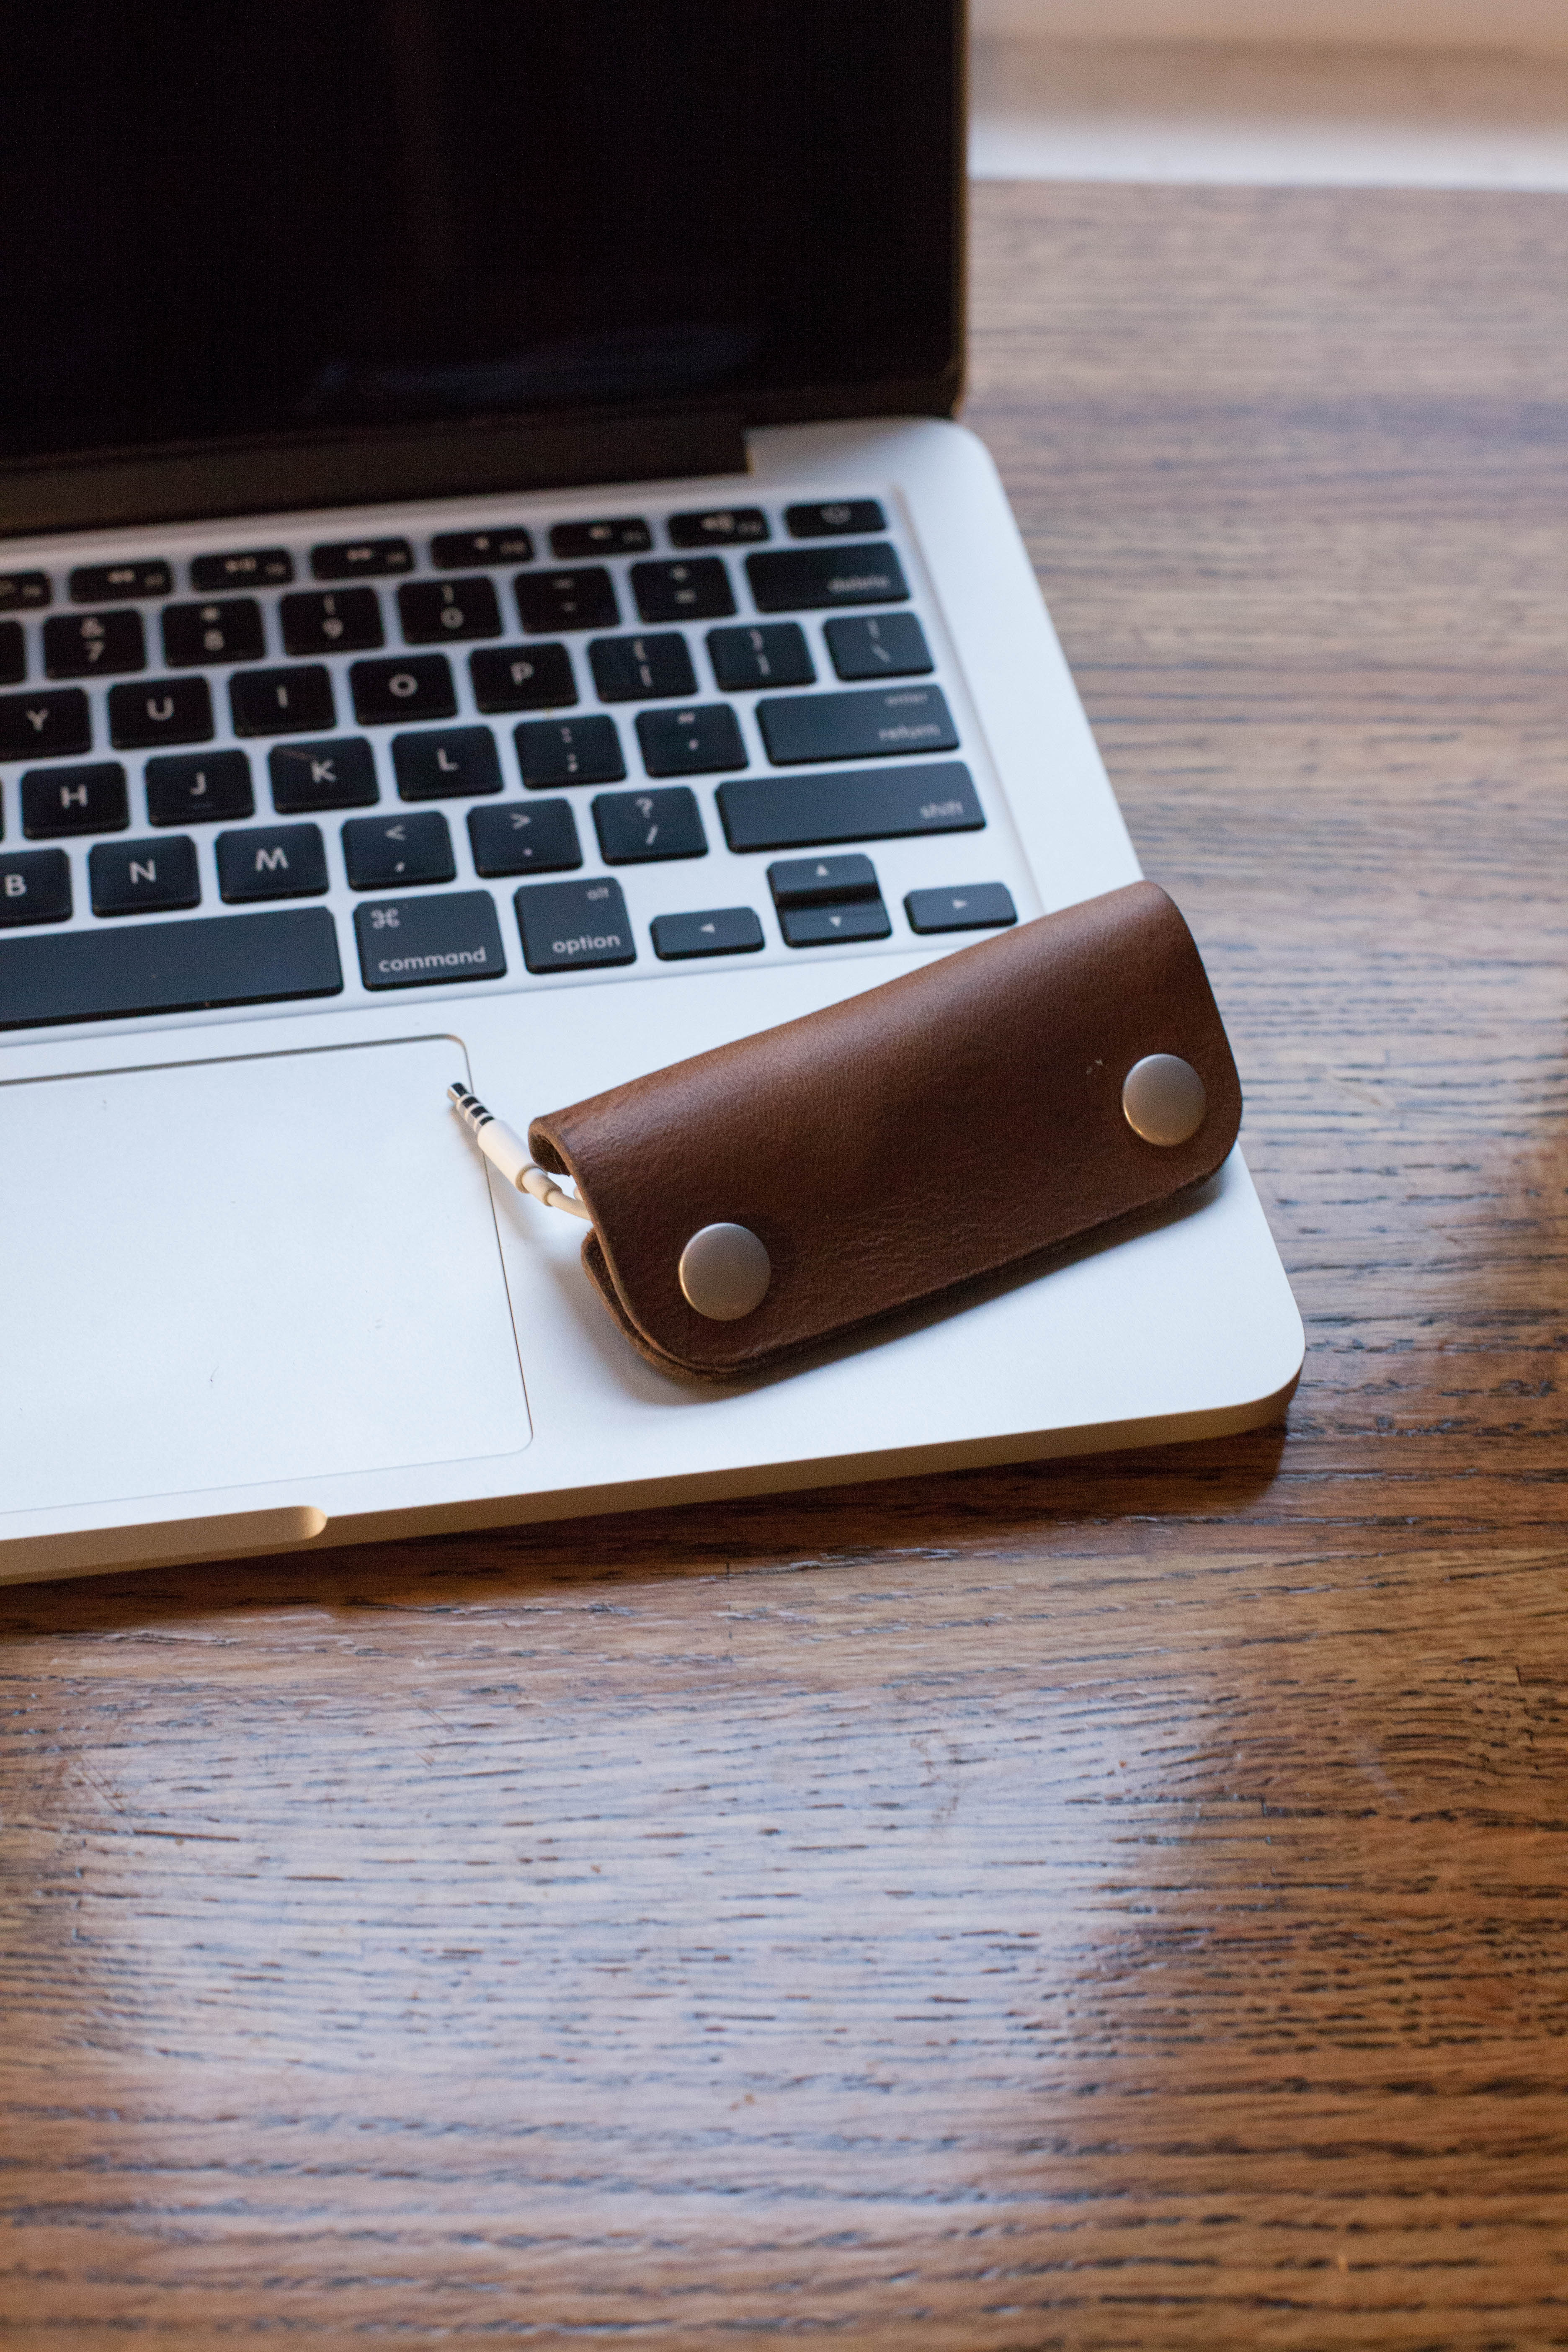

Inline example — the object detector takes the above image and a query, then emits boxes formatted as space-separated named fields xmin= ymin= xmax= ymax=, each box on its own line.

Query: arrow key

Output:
xmin=650 ymin=906 xmax=764 ymax=959
xmin=341 ymin=809 xmax=455 ymax=890
xmin=779 ymin=899 xmax=891 ymax=948
xmin=766 ymin=852 xmax=879 ymax=908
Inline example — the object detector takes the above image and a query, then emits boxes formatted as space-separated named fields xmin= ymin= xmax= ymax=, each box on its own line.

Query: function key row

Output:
xmin=0 ymin=501 xmax=891 ymax=618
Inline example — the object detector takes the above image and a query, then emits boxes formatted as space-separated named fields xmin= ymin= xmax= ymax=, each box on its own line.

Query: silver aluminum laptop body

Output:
xmin=0 ymin=10 xmax=1301 ymax=1586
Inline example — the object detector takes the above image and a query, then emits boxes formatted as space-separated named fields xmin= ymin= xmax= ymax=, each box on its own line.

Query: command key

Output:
xmin=354 ymin=890 xmax=506 ymax=989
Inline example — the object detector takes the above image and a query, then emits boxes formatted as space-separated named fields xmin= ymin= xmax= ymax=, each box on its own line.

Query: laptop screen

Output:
xmin=0 ymin=0 xmax=961 ymax=474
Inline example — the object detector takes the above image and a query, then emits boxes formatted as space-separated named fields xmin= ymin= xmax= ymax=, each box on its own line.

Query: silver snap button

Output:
xmin=678 ymin=1223 xmax=772 ymax=1320
xmin=1122 ymin=1054 xmax=1207 ymax=1147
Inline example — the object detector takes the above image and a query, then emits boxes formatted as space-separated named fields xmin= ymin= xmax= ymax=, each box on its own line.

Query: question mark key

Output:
xmin=591 ymin=785 xmax=709 ymax=865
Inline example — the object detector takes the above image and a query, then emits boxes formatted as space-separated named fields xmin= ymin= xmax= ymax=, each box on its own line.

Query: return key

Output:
xmin=756 ymin=685 xmax=957 ymax=766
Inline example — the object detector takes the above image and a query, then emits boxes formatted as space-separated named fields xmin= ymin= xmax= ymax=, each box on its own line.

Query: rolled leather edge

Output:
xmin=529 ymin=880 xmax=1242 ymax=1380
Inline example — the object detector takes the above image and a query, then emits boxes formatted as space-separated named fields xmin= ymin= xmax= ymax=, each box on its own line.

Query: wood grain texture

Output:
xmin=4 ymin=183 xmax=1568 ymax=2346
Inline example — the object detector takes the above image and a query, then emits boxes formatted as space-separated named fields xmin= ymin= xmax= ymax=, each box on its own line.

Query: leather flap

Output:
xmin=529 ymin=881 xmax=1242 ymax=1379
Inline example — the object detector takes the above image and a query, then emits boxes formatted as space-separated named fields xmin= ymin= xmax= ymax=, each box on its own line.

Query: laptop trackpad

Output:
xmin=0 ymin=1037 xmax=531 ymax=1517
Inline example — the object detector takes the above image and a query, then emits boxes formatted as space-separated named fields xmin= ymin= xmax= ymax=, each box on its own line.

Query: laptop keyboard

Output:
xmin=0 ymin=495 xmax=1022 ymax=1033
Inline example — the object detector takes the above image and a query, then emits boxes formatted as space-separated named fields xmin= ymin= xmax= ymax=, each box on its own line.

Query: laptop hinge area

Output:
xmin=0 ymin=409 xmax=751 ymax=537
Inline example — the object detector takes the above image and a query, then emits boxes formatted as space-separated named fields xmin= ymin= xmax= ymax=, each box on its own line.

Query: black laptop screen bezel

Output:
xmin=0 ymin=0 xmax=966 ymax=533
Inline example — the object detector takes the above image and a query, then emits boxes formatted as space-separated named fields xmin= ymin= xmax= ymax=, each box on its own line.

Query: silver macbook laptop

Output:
xmin=0 ymin=0 xmax=1302 ymax=1586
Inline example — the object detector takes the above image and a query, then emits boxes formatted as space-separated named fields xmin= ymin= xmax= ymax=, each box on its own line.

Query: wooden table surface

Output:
xmin=5 ymin=182 xmax=1568 ymax=2347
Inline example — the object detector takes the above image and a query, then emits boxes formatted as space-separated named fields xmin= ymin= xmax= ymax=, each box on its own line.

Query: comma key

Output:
xmin=513 ymin=877 xmax=636 ymax=974
xmin=354 ymin=891 xmax=507 ymax=990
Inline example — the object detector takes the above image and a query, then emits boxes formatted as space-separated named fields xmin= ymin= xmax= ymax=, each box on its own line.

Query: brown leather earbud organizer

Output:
xmin=526 ymin=880 xmax=1242 ymax=1380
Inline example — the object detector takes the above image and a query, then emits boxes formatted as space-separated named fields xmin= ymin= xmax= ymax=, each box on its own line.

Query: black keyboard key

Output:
xmin=44 ymin=609 xmax=145 ymax=678
xmin=516 ymin=569 xmax=617 ymax=634
xmin=758 ymin=684 xmax=957 ymax=766
xmin=0 ymin=571 xmax=50 ymax=612
xmin=0 ymin=622 xmax=22 ymax=686
xmin=514 ymin=877 xmax=634 ymax=973
xmin=593 ymin=786 xmax=707 ymax=864
xmin=356 ymin=891 xmax=506 ymax=990
xmin=630 ymin=559 xmax=735 ymax=624
xmin=668 ymin=508 xmax=768 ymax=548
xmin=785 ymin=500 xmax=886 ymax=538
xmin=905 ymin=884 xmax=1018 ymax=934
xmin=69 ymin=560 xmax=171 ymax=602
xmin=350 ymin=655 xmax=456 ymax=727
xmin=89 ymin=834 xmax=200 ymax=917
xmin=0 ymin=907 xmax=342 ymax=1030
xmin=707 ymin=622 xmax=813 ymax=691
xmin=651 ymin=906 xmax=764 ymax=959
xmin=231 ymin=665 xmax=336 ymax=737
xmin=342 ymin=810 xmax=455 ymax=890
xmin=432 ymin=527 xmax=534 ymax=568
xmin=0 ymin=848 xmax=70 ymax=927
xmin=907 ymin=884 xmax=1020 ymax=936
xmin=550 ymin=517 xmax=650 ymax=557
xmin=637 ymin=704 xmax=746 ymax=777
xmin=22 ymin=762 xmax=127 ymax=838
xmin=717 ymin=761 xmax=984 ymax=853
xmin=281 ymin=587 xmax=383 ymax=656
xmin=779 ymin=899 xmax=892 ymax=948
xmin=468 ymin=799 xmax=581 ymax=877
xmin=190 ymin=547 xmax=293 ymax=591
xmin=767 ymin=853 xmax=880 ymax=907
xmin=0 ymin=689 xmax=91 ymax=763
xmin=470 ymin=643 xmax=577 ymax=712
xmin=108 ymin=676 xmax=214 ymax=750
xmin=397 ymin=577 xmax=502 ymax=644
xmin=217 ymin=823 xmax=328 ymax=903
xmin=589 ymin=632 xmax=696 ymax=704
xmin=392 ymin=725 xmax=502 ymax=801
xmin=269 ymin=737 xmax=378 ymax=813
xmin=146 ymin=750 xmax=254 ymax=827
xmin=746 ymin=544 xmax=909 ymax=614
xmin=825 ymin=613 xmax=933 ymax=680
xmin=162 ymin=597 xmax=266 ymax=667
xmin=514 ymin=716 xmax=624 ymax=789
xmin=311 ymin=536 xmax=413 ymax=580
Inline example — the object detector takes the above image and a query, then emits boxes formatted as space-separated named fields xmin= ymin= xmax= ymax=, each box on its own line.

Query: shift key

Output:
xmin=354 ymin=890 xmax=506 ymax=989
xmin=717 ymin=761 xmax=984 ymax=853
